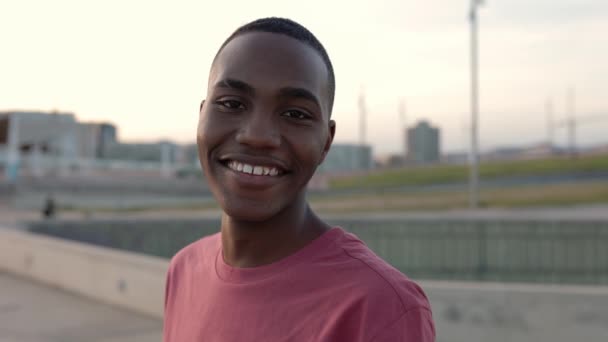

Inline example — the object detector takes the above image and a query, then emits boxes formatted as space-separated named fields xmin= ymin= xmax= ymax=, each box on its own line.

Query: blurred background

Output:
xmin=1 ymin=0 xmax=607 ymax=341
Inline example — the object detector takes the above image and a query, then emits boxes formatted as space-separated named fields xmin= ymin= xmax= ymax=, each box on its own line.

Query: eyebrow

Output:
xmin=278 ymin=87 xmax=321 ymax=109
xmin=214 ymin=78 xmax=255 ymax=95
xmin=214 ymin=78 xmax=321 ymax=109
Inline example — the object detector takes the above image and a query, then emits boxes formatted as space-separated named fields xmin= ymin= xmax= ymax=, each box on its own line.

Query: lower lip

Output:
xmin=221 ymin=163 xmax=285 ymax=188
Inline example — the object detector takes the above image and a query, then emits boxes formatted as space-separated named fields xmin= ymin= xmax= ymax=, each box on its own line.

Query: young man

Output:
xmin=164 ymin=17 xmax=435 ymax=341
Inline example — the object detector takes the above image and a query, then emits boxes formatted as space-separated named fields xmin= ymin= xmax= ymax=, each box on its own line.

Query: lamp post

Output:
xmin=469 ymin=0 xmax=484 ymax=208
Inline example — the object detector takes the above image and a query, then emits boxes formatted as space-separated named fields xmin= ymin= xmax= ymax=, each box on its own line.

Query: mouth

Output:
xmin=218 ymin=157 xmax=289 ymax=178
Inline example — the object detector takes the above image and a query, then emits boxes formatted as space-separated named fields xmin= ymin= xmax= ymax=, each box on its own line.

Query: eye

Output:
xmin=215 ymin=99 xmax=245 ymax=110
xmin=282 ymin=110 xmax=312 ymax=120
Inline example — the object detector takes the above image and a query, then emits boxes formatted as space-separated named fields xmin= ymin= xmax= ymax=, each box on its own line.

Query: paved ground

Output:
xmin=0 ymin=272 xmax=162 ymax=342
xmin=425 ymin=281 xmax=608 ymax=342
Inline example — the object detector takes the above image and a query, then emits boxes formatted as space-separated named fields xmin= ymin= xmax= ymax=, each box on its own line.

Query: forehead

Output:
xmin=210 ymin=32 xmax=330 ymax=111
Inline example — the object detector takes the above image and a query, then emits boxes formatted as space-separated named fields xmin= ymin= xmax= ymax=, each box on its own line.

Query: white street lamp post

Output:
xmin=469 ymin=0 xmax=484 ymax=209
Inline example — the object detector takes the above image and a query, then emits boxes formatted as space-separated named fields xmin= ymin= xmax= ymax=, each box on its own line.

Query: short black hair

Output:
xmin=214 ymin=17 xmax=336 ymax=115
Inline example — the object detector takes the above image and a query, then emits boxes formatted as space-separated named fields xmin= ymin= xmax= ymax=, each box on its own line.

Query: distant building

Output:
xmin=318 ymin=143 xmax=373 ymax=174
xmin=102 ymin=141 xmax=180 ymax=163
xmin=78 ymin=123 xmax=101 ymax=159
xmin=385 ymin=154 xmax=406 ymax=168
xmin=77 ymin=122 xmax=117 ymax=159
xmin=180 ymin=144 xmax=199 ymax=166
xmin=0 ymin=111 xmax=120 ymax=179
xmin=406 ymin=121 xmax=441 ymax=163
xmin=0 ymin=111 xmax=78 ymax=155
xmin=98 ymin=123 xmax=118 ymax=157
xmin=0 ymin=111 xmax=80 ymax=179
xmin=0 ymin=111 xmax=117 ymax=159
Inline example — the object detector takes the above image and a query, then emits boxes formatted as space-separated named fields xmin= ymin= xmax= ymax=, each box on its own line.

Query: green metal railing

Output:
xmin=27 ymin=217 xmax=608 ymax=285
xmin=341 ymin=219 xmax=608 ymax=285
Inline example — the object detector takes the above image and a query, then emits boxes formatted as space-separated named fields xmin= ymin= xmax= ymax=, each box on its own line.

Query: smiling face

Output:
xmin=198 ymin=32 xmax=335 ymax=222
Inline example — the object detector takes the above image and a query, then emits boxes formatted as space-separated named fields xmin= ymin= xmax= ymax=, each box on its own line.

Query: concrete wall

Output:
xmin=0 ymin=226 xmax=168 ymax=318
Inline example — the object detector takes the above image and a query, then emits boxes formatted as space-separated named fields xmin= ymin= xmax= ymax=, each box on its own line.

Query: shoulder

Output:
xmin=335 ymin=228 xmax=431 ymax=312
xmin=167 ymin=232 xmax=220 ymax=277
xmin=327 ymin=228 xmax=435 ymax=341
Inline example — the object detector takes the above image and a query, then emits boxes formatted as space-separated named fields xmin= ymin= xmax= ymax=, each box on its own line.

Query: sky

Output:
xmin=1 ymin=0 xmax=607 ymax=156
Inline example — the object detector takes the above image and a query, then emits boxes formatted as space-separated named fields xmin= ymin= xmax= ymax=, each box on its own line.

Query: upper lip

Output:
xmin=218 ymin=153 xmax=291 ymax=172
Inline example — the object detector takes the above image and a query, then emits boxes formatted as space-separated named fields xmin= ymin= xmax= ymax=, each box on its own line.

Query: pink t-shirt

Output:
xmin=163 ymin=227 xmax=435 ymax=342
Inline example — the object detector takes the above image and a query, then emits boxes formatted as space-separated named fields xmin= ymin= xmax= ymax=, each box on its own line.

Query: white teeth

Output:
xmin=227 ymin=160 xmax=282 ymax=177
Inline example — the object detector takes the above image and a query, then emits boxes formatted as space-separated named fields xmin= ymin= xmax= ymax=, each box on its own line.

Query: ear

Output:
xmin=197 ymin=100 xmax=206 ymax=139
xmin=318 ymin=120 xmax=336 ymax=165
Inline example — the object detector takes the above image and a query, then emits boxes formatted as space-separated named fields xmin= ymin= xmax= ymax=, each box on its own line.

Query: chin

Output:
xmin=220 ymin=197 xmax=285 ymax=223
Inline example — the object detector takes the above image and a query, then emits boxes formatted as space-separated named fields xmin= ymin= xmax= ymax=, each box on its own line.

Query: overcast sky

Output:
xmin=2 ymin=0 xmax=607 ymax=155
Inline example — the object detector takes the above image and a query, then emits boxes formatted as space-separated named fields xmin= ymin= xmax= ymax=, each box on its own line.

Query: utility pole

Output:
xmin=398 ymin=98 xmax=407 ymax=127
xmin=546 ymin=98 xmax=554 ymax=147
xmin=399 ymin=98 xmax=407 ymax=157
xmin=358 ymin=88 xmax=367 ymax=147
xmin=357 ymin=88 xmax=369 ymax=170
xmin=469 ymin=0 xmax=484 ymax=209
xmin=567 ymin=87 xmax=577 ymax=157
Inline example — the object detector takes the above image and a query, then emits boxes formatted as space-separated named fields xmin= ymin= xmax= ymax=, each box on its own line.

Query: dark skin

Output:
xmin=197 ymin=32 xmax=336 ymax=268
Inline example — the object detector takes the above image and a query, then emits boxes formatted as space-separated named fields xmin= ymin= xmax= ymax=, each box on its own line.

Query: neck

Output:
xmin=220 ymin=198 xmax=329 ymax=268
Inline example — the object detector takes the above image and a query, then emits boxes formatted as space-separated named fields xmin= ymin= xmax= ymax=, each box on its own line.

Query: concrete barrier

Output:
xmin=0 ymin=226 xmax=168 ymax=318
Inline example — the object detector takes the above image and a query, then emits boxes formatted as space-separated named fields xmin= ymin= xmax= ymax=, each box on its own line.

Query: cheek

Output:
xmin=284 ymin=123 xmax=328 ymax=149
xmin=310 ymin=129 xmax=330 ymax=160
xmin=297 ymin=138 xmax=327 ymax=169
xmin=196 ymin=113 xmax=220 ymax=168
xmin=196 ymin=118 xmax=208 ymax=160
xmin=197 ymin=111 xmax=210 ymax=139
xmin=197 ymin=112 xmax=225 ymax=151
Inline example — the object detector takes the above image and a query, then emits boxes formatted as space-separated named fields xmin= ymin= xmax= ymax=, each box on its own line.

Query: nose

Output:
xmin=235 ymin=112 xmax=281 ymax=149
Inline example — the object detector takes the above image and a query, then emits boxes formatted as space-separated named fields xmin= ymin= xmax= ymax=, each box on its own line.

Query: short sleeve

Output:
xmin=163 ymin=261 xmax=176 ymax=342
xmin=164 ymin=263 xmax=173 ymax=312
xmin=370 ymin=307 xmax=435 ymax=342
